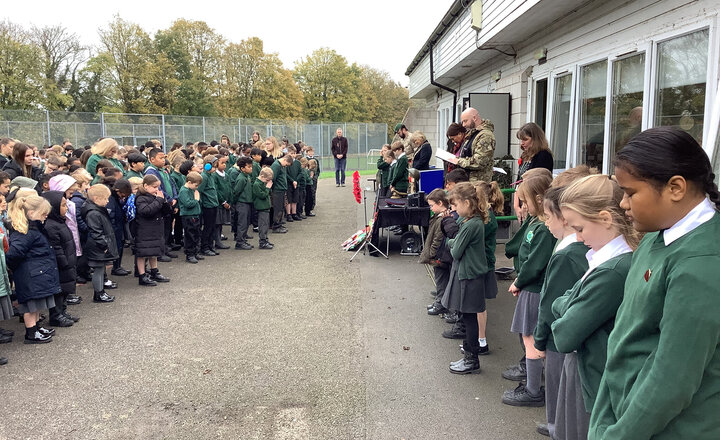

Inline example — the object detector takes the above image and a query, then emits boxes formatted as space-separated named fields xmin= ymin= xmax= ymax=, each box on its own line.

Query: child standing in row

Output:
xmin=552 ymin=175 xmax=636 ymax=440
xmin=253 ymin=167 xmax=274 ymax=250
xmin=232 ymin=157 xmax=254 ymax=250
xmin=442 ymin=182 xmax=493 ymax=374
xmin=199 ymin=156 xmax=219 ymax=256
xmin=590 ymin=127 xmax=720 ymax=440
xmin=504 ymin=168 xmax=556 ymax=406
xmin=270 ymin=154 xmax=290 ymax=233
xmin=81 ymin=185 xmax=118 ymax=303
xmin=423 ymin=189 xmax=457 ymax=316
xmin=134 ymin=175 xmax=172 ymax=286
xmin=178 ymin=171 xmax=203 ymax=263
xmin=213 ymin=155 xmax=231 ymax=250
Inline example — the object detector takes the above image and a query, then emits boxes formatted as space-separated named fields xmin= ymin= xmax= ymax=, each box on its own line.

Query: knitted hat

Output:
xmin=49 ymin=174 xmax=76 ymax=192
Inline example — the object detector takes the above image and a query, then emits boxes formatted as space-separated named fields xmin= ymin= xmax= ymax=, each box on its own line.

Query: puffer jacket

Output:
xmin=6 ymin=221 xmax=62 ymax=302
xmin=81 ymin=199 xmax=119 ymax=262
xmin=42 ymin=191 xmax=77 ymax=294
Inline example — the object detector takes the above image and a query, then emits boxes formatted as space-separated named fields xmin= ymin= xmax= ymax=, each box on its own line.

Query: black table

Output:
xmin=370 ymin=197 xmax=431 ymax=255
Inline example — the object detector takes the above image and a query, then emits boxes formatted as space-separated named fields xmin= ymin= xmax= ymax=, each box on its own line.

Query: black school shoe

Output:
xmin=427 ymin=304 xmax=447 ymax=315
xmin=536 ymin=423 xmax=550 ymax=437
xmin=202 ymin=250 xmax=218 ymax=256
xmin=0 ymin=334 xmax=11 ymax=344
xmin=149 ymin=269 xmax=170 ymax=283
xmin=49 ymin=315 xmax=74 ymax=327
xmin=259 ymin=241 xmax=274 ymax=250
xmin=138 ymin=273 xmax=157 ymax=287
xmin=111 ymin=267 xmax=130 ymax=276
xmin=186 ymin=256 xmax=198 ymax=264
xmin=235 ymin=242 xmax=253 ymax=250
xmin=444 ymin=311 xmax=461 ymax=324
xmin=24 ymin=326 xmax=52 ymax=344
xmin=194 ymin=254 xmax=205 ymax=260
xmin=38 ymin=326 xmax=55 ymax=336
xmin=214 ymin=243 xmax=230 ymax=250
xmin=502 ymin=383 xmax=545 ymax=407
xmin=449 ymin=352 xmax=480 ymax=374
xmin=0 ymin=328 xmax=13 ymax=337
xmin=104 ymin=280 xmax=118 ymax=290
xmin=93 ymin=291 xmax=115 ymax=302
xmin=66 ymin=294 xmax=82 ymax=305
xmin=502 ymin=363 xmax=527 ymax=381
xmin=0 ymin=356 xmax=7 ymax=365
xmin=158 ymin=255 xmax=172 ymax=262
xmin=63 ymin=312 xmax=80 ymax=323
xmin=272 ymin=226 xmax=288 ymax=234
xmin=442 ymin=323 xmax=466 ymax=339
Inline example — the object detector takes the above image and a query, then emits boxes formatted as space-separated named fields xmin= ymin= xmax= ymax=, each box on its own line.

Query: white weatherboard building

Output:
xmin=406 ymin=0 xmax=720 ymax=176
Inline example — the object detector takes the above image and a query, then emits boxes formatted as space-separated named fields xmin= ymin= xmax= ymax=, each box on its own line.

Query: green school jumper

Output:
xmin=389 ymin=154 xmax=409 ymax=193
xmin=589 ymin=213 xmax=720 ymax=440
xmin=198 ymin=171 xmax=218 ymax=209
xmin=178 ymin=186 xmax=201 ymax=217
xmin=252 ymin=178 xmax=271 ymax=211
xmin=505 ymin=216 xmax=531 ymax=272
xmin=170 ymin=170 xmax=186 ymax=194
xmin=233 ymin=173 xmax=253 ymax=204
xmin=552 ymin=251 xmax=631 ymax=412
xmin=514 ymin=218 xmax=557 ymax=293
xmin=126 ymin=169 xmax=145 ymax=180
xmin=534 ymin=239 xmax=589 ymax=353
xmin=251 ymin=161 xmax=261 ymax=180
xmin=377 ymin=157 xmax=390 ymax=190
xmin=270 ymin=160 xmax=287 ymax=193
xmin=213 ymin=171 xmax=230 ymax=205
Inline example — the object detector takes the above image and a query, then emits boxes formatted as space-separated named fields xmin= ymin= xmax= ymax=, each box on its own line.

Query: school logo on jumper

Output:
xmin=644 ymin=269 xmax=652 ymax=282
xmin=525 ymin=230 xmax=534 ymax=243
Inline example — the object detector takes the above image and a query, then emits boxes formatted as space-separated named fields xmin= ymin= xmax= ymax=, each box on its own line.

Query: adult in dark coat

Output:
xmin=331 ymin=127 xmax=349 ymax=186
xmin=410 ymin=131 xmax=432 ymax=171
xmin=133 ymin=182 xmax=172 ymax=286
xmin=42 ymin=191 xmax=77 ymax=327
xmin=81 ymin=193 xmax=118 ymax=302
xmin=6 ymin=214 xmax=62 ymax=343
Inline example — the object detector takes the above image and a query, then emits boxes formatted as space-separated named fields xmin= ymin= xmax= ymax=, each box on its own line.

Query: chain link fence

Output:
xmin=0 ymin=110 xmax=388 ymax=172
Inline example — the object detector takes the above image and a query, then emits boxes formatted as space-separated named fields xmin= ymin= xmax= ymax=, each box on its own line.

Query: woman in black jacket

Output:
xmin=42 ymin=191 xmax=78 ymax=327
xmin=134 ymin=175 xmax=172 ymax=286
xmin=81 ymin=185 xmax=118 ymax=303
xmin=409 ymin=131 xmax=432 ymax=171
xmin=515 ymin=123 xmax=554 ymax=221
xmin=6 ymin=193 xmax=61 ymax=343
xmin=2 ymin=142 xmax=43 ymax=183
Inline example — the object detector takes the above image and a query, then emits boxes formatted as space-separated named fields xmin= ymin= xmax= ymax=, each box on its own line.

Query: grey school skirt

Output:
xmin=18 ymin=295 xmax=56 ymax=314
xmin=510 ymin=289 xmax=540 ymax=335
xmin=440 ymin=260 xmax=489 ymax=314
xmin=0 ymin=295 xmax=13 ymax=321
xmin=216 ymin=206 xmax=232 ymax=225
xmin=555 ymin=352 xmax=590 ymax=440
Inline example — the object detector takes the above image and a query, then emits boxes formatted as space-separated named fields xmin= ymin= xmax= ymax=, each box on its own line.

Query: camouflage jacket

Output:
xmin=457 ymin=119 xmax=495 ymax=182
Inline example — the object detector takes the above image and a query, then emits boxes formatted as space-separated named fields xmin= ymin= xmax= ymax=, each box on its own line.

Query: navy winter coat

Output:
xmin=6 ymin=221 xmax=62 ymax=303
xmin=133 ymin=192 xmax=171 ymax=257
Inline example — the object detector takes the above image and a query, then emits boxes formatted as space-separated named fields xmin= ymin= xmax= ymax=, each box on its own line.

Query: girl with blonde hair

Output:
xmin=86 ymin=138 xmax=124 ymax=178
xmin=6 ymin=193 xmax=60 ymax=344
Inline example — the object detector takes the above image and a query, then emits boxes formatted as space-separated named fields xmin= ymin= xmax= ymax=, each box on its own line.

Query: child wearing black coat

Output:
xmin=134 ymin=175 xmax=172 ymax=286
xmin=42 ymin=191 xmax=79 ymax=327
xmin=6 ymin=191 xmax=61 ymax=343
xmin=81 ymin=185 xmax=119 ymax=303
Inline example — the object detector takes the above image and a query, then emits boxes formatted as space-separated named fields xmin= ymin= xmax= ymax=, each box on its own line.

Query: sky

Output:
xmin=2 ymin=0 xmax=451 ymax=86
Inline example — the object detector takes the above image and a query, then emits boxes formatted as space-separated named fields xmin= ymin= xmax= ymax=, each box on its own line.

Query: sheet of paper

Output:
xmin=434 ymin=149 xmax=456 ymax=162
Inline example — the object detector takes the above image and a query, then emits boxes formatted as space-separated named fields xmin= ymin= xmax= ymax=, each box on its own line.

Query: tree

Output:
xmin=0 ymin=20 xmax=44 ymax=109
xmin=355 ymin=65 xmax=410 ymax=135
xmin=293 ymin=48 xmax=359 ymax=121
xmin=70 ymin=52 xmax=117 ymax=112
xmin=218 ymin=38 xmax=303 ymax=119
xmin=31 ymin=25 xmax=86 ymax=110
xmin=98 ymin=16 xmax=155 ymax=113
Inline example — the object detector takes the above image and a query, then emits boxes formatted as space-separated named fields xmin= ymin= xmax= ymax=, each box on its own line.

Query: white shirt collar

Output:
xmin=585 ymin=235 xmax=632 ymax=275
xmin=390 ymin=159 xmax=397 ymax=166
xmin=555 ymin=233 xmax=578 ymax=253
xmin=663 ymin=198 xmax=716 ymax=245
xmin=397 ymin=152 xmax=406 ymax=159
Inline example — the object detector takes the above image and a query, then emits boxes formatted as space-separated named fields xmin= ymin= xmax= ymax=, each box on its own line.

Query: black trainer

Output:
xmin=235 ymin=242 xmax=253 ymax=250
xmin=502 ymin=363 xmax=527 ymax=381
xmin=502 ymin=383 xmax=545 ymax=407
xmin=449 ymin=352 xmax=480 ymax=374
xmin=259 ymin=241 xmax=274 ymax=250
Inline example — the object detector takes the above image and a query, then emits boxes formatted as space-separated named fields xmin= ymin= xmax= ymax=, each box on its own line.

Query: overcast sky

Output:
xmin=3 ymin=0 xmax=451 ymax=86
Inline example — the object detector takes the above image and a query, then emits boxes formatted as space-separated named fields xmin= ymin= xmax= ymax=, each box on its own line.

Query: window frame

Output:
xmin=546 ymin=69 xmax=577 ymax=172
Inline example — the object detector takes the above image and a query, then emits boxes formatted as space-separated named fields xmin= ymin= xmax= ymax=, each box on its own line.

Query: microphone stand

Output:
xmin=350 ymin=188 xmax=388 ymax=261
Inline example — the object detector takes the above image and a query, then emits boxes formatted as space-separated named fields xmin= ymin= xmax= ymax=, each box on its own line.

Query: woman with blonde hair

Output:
xmin=410 ymin=131 xmax=432 ymax=171
xmin=6 ymin=193 xmax=60 ymax=343
xmin=85 ymin=138 xmax=125 ymax=178
xmin=264 ymin=136 xmax=282 ymax=163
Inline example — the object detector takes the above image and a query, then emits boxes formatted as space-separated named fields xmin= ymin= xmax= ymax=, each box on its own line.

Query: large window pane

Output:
xmin=535 ymin=79 xmax=548 ymax=132
xmin=610 ymin=53 xmax=645 ymax=167
xmin=579 ymin=60 xmax=607 ymax=169
xmin=551 ymin=74 xmax=572 ymax=169
xmin=655 ymin=29 xmax=709 ymax=144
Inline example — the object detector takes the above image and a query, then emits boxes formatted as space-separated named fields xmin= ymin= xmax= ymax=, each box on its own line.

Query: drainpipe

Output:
xmin=429 ymin=43 xmax=458 ymax=121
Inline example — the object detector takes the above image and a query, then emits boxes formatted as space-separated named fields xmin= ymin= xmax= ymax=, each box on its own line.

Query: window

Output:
xmin=654 ymin=29 xmax=709 ymax=144
xmin=534 ymin=79 xmax=548 ymax=132
xmin=578 ymin=61 xmax=608 ymax=170
xmin=551 ymin=74 xmax=572 ymax=169
xmin=610 ymin=53 xmax=645 ymax=168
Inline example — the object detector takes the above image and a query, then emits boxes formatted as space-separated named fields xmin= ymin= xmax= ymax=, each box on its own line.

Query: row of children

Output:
xmin=0 ymin=135 xmax=321 ymax=364
xmin=419 ymin=127 xmax=720 ymax=439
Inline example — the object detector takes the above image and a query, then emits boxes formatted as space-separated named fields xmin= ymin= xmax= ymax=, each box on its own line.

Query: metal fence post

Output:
xmin=161 ymin=114 xmax=167 ymax=152
xmin=202 ymin=117 xmax=206 ymax=142
xmin=45 ymin=110 xmax=51 ymax=146
xmin=101 ymin=113 xmax=106 ymax=138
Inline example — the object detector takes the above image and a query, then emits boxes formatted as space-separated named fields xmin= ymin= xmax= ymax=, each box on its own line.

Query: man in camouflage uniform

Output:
xmin=454 ymin=107 xmax=495 ymax=182
xmin=392 ymin=123 xmax=415 ymax=161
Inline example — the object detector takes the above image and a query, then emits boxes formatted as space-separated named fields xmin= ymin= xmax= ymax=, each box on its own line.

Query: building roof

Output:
xmin=404 ymin=1 xmax=465 ymax=77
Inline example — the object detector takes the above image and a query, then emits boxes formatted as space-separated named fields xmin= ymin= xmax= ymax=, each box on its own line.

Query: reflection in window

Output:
xmin=655 ymin=29 xmax=709 ymax=145
xmin=579 ymin=61 xmax=607 ymax=170
xmin=610 ymin=53 xmax=645 ymax=169
xmin=551 ymin=74 xmax=572 ymax=169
